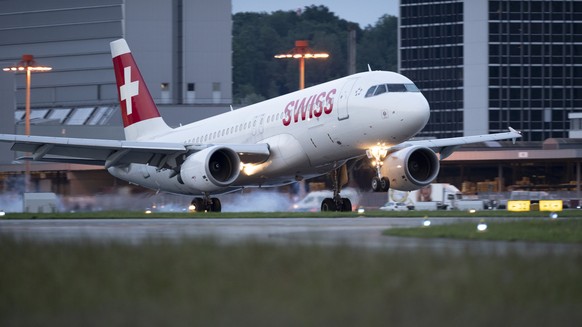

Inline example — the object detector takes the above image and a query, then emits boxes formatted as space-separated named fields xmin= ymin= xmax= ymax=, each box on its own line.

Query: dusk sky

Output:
xmin=232 ymin=0 xmax=399 ymax=28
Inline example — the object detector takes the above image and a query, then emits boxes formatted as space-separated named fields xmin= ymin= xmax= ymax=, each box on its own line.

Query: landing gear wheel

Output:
xmin=379 ymin=177 xmax=389 ymax=192
xmin=371 ymin=176 xmax=380 ymax=192
xmin=372 ymin=176 xmax=389 ymax=192
xmin=210 ymin=198 xmax=222 ymax=212
xmin=341 ymin=198 xmax=352 ymax=212
xmin=191 ymin=198 xmax=205 ymax=212
xmin=321 ymin=198 xmax=337 ymax=212
xmin=190 ymin=196 xmax=222 ymax=213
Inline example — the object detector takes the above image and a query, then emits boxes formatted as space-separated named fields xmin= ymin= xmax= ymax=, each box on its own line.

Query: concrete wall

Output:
xmin=463 ymin=0 xmax=489 ymax=136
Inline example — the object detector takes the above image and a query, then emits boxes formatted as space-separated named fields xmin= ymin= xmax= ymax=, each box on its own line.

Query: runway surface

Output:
xmin=1 ymin=217 xmax=581 ymax=255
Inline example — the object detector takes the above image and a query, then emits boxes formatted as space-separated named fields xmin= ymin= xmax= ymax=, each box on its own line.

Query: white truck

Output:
xmin=388 ymin=183 xmax=486 ymax=211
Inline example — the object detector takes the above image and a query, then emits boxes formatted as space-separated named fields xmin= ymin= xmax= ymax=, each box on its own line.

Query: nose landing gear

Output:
xmin=366 ymin=145 xmax=390 ymax=192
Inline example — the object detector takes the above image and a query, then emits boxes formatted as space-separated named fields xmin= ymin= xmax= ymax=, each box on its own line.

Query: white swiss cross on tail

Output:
xmin=120 ymin=66 xmax=139 ymax=115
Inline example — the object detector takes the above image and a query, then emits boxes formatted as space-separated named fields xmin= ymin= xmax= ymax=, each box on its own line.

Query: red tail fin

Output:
xmin=110 ymin=39 xmax=170 ymax=140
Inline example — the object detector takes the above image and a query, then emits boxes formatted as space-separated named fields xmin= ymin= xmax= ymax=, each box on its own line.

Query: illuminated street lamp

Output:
xmin=3 ymin=55 xmax=52 ymax=137
xmin=274 ymin=40 xmax=329 ymax=90
xmin=3 ymin=54 xmax=52 ymax=192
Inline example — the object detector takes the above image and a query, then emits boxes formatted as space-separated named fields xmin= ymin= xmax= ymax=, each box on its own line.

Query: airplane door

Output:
xmin=251 ymin=114 xmax=265 ymax=139
xmin=336 ymin=77 xmax=359 ymax=121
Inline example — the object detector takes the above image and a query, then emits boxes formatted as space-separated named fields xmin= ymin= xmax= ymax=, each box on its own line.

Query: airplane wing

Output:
xmin=0 ymin=134 xmax=270 ymax=169
xmin=395 ymin=127 xmax=522 ymax=159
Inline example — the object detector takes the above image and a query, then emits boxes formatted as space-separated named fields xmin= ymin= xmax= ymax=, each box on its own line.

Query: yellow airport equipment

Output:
xmin=507 ymin=200 xmax=531 ymax=212
xmin=539 ymin=200 xmax=563 ymax=212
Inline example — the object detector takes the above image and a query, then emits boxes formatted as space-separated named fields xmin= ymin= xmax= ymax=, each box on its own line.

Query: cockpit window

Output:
xmin=405 ymin=84 xmax=420 ymax=92
xmin=387 ymin=84 xmax=407 ymax=92
xmin=374 ymin=84 xmax=387 ymax=96
xmin=364 ymin=83 xmax=420 ymax=97
xmin=365 ymin=86 xmax=377 ymax=97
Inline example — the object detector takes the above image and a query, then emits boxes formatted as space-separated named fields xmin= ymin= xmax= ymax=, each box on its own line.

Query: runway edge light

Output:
xmin=477 ymin=219 xmax=488 ymax=232
xmin=422 ymin=216 xmax=431 ymax=227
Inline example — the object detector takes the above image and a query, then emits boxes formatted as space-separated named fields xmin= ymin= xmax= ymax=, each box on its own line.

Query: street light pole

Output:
xmin=3 ymin=54 xmax=52 ymax=192
xmin=274 ymin=40 xmax=329 ymax=90
xmin=25 ymin=67 xmax=31 ymax=137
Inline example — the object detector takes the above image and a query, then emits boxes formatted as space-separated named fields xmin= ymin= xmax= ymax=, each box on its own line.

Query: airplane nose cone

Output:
xmin=405 ymin=94 xmax=430 ymax=135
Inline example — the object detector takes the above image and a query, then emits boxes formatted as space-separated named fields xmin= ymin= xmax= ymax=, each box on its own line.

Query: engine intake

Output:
xmin=381 ymin=146 xmax=440 ymax=191
xmin=180 ymin=146 xmax=241 ymax=192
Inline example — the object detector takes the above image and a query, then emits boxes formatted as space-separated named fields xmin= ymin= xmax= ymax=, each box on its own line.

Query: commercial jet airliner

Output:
xmin=0 ymin=39 xmax=521 ymax=212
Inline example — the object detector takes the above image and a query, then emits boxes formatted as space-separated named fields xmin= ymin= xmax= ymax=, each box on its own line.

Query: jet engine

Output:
xmin=382 ymin=146 xmax=440 ymax=191
xmin=180 ymin=146 xmax=241 ymax=193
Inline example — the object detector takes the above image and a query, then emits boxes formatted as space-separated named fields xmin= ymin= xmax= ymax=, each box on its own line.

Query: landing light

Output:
xmin=367 ymin=145 xmax=388 ymax=161
xmin=469 ymin=209 xmax=477 ymax=214
xmin=188 ymin=204 xmax=196 ymax=212
xmin=145 ymin=209 xmax=152 ymax=214
xmin=357 ymin=207 xmax=365 ymax=214
xmin=422 ymin=218 xmax=431 ymax=227
xmin=549 ymin=212 xmax=558 ymax=219
xmin=0 ymin=210 xmax=5 ymax=217
xmin=477 ymin=220 xmax=487 ymax=232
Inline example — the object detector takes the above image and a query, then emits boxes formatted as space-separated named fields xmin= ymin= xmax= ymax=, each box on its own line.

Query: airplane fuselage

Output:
xmin=108 ymin=70 xmax=430 ymax=195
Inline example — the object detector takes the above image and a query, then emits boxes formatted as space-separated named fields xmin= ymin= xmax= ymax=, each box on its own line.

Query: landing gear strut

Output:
xmin=367 ymin=145 xmax=390 ymax=192
xmin=190 ymin=193 xmax=222 ymax=212
xmin=321 ymin=165 xmax=352 ymax=212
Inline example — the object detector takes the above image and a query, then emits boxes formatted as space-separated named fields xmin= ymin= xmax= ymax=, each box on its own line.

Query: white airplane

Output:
xmin=0 ymin=39 xmax=521 ymax=212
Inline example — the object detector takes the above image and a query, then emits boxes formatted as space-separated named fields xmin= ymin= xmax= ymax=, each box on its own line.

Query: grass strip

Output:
xmin=0 ymin=236 xmax=581 ymax=327
xmin=2 ymin=209 xmax=581 ymax=219
xmin=384 ymin=218 xmax=582 ymax=243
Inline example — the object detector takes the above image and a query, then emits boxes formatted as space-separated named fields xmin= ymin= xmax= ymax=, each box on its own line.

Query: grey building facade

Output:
xmin=0 ymin=0 xmax=232 ymax=164
xmin=399 ymin=0 xmax=582 ymax=141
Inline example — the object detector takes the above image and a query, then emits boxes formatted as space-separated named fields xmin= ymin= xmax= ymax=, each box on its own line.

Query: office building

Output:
xmin=399 ymin=0 xmax=582 ymax=141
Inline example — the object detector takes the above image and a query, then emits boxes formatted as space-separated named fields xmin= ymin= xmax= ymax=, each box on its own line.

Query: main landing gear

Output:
xmin=320 ymin=165 xmax=352 ymax=212
xmin=190 ymin=193 xmax=222 ymax=213
xmin=367 ymin=145 xmax=390 ymax=192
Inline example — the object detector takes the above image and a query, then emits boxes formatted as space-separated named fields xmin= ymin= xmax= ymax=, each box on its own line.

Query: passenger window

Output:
xmin=374 ymin=84 xmax=387 ymax=96
xmin=387 ymin=84 xmax=407 ymax=92
xmin=365 ymin=86 xmax=377 ymax=97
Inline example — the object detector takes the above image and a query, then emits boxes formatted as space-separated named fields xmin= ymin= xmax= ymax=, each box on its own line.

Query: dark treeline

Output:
xmin=233 ymin=5 xmax=397 ymax=105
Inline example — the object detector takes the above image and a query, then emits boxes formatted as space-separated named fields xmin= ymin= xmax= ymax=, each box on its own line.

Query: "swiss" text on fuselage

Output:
xmin=282 ymin=89 xmax=337 ymax=126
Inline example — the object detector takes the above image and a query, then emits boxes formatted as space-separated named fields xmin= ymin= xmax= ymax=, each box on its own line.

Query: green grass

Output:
xmin=1 ymin=236 xmax=581 ymax=327
xmin=2 ymin=209 xmax=582 ymax=219
xmin=384 ymin=218 xmax=582 ymax=243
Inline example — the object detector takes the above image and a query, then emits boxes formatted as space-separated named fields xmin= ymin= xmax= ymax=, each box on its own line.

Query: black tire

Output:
xmin=211 ymin=197 xmax=222 ymax=212
xmin=341 ymin=198 xmax=352 ymax=212
xmin=321 ymin=198 xmax=336 ymax=212
xmin=191 ymin=198 xmax=205 ymax=212
xmin=380 ymin=177 xmax=389 ymax=192
xmin=371 ymin=176 xmax=380 ymax=192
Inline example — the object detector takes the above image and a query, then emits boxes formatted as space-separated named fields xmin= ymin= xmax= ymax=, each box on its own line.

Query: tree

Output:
xmin=232 ymin=7 xmax=397 ymax=104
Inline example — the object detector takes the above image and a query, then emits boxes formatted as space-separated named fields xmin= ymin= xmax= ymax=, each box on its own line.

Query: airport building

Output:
xmin=0 ymin=0 xmax=232 ymax=197
xmin=399 ymin=0 xmax=582 ymax=141
xmin=0 ymin=0 xmax=232 ymax=162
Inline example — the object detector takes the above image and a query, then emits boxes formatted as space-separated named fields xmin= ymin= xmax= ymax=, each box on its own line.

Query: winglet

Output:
xmin=508 ymin=127 xmax=521 ymax=144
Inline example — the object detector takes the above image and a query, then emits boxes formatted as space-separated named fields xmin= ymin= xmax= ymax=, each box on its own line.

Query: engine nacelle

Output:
xmin=381 ymin=146 xmax=440 ymax=191
xmin=180 ymin=146 xmax=241 ymax=193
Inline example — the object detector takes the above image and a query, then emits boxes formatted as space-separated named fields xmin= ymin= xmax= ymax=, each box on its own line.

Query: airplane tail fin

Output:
xmin=110 ymin=39 xmax=171 ymax=141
